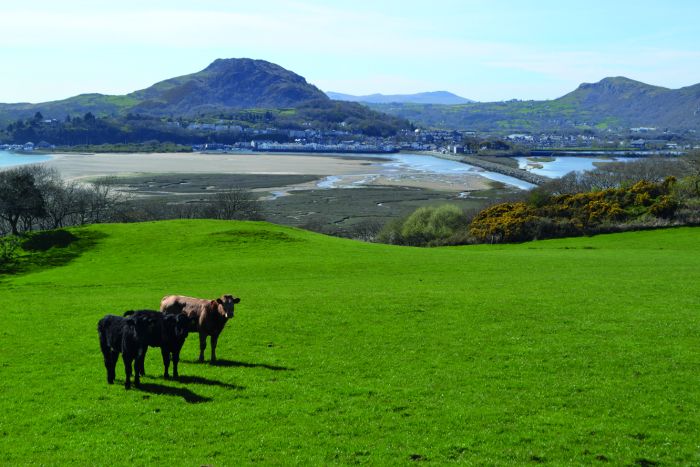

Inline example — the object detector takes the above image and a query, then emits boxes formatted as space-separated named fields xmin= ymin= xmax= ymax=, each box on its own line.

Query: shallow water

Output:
xmin=0 ymin=150 xmax=53 ymax=168
xmin=310 ymin=153 xmax=537 ymax=190
xmin=386 ymin=153 xmax=536 ymax=190
xmin=515 ymin=156 xmax=637 ymax=178
xmin=316 ymin=175 xmax=342 ymax=188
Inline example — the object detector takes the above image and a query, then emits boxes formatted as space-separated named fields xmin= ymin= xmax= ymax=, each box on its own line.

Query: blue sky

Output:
xmin=1 ymin=0 xmax=699 ymax=103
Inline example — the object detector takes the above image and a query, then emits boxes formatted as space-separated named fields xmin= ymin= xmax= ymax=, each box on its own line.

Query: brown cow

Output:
xmin=160 ymin=294 xmax=240 ymax=363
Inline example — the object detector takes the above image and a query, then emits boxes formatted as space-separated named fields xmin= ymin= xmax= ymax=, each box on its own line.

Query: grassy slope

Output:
xmin=0 ymin=221 xmax=698 ymax=465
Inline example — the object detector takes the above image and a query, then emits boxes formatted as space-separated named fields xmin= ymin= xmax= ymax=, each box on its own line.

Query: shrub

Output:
xmin=376 ymin=218 xmax=405 ymax=245
xmin=377 ymin=205 xmax=469 ymax=246
xmin=0 ymin=236 xmax=21 ymax=266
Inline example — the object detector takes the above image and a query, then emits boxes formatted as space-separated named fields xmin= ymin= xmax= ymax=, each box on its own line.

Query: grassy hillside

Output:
xmin=370 ymin=77 xmax=700 ymax=131
xmin=0 ymin=221 xmax=698 ymax=464
xmin=0 ymin=93 xmax=140 ymax=122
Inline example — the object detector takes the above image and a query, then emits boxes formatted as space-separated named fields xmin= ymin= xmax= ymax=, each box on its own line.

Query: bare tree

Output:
xmin=348 ymin=219 xmax=384 ymax=242
xmin=0 ymin=167 xmax=46 ymax=235
xmin=171 ymin=201 xmax=205 ymax=220
xmin=204 ymin=189 xmax=263 ymax=220
xmin=540 ymin=157 xmax=688 ymax=195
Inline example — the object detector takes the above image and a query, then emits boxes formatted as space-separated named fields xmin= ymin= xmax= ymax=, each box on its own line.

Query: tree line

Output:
xmin=0 ymin=165 xmax=263 ymax=238
xmin=1 ymin=102 xmax=411 ymax=146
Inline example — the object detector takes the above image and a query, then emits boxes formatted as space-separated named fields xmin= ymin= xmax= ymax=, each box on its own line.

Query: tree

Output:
xmin=204 ymin=189 xmax=263 ymax=220
xmin=683 ymin=150 xmax=700 ymax=196
xmin=0 ymin=168 xmax=46 ymax=235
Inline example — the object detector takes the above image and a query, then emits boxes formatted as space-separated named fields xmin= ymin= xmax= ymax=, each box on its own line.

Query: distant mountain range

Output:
xmin=1 ymin=60 xmax=698 ymax=133
xmin=326 ymin=91 xmax=474 ymax=105
xmin=368 ymin=77 xmax=700 ymax=132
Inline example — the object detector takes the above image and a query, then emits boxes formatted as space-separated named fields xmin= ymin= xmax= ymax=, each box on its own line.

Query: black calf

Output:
xmin=123 ymin=310 xmax=191 ymax=379
xmin=97 ymin=314 xmax=150 ymax=389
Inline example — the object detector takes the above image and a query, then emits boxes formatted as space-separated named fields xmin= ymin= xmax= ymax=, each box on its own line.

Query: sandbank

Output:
xmin=42 ymin=151 xmax=493 ymax=192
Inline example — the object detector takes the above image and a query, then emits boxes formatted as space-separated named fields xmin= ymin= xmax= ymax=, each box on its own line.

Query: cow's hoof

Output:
xmin=107 ymin=379 xmax=114 ymax=385
xmin=164 ymin=373 xmax=170 ymax=379
xmin=125 ymin=383 xmax=131 ymax=390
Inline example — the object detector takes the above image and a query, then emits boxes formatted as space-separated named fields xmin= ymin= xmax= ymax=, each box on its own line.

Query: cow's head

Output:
xmin=215 ymin=294 xmax=240 ymax=319
xmin=163 ymin=313 xmax=190 ymax=339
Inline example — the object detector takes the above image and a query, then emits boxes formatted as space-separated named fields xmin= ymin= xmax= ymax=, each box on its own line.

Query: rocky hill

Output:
xmin=128 ymin=58 xmax=329 ymax=115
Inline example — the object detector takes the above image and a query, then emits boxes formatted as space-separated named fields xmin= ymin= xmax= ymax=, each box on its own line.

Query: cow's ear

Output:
xmin=216 ymin=298 xmax=223 ymax=304
xmin=210 ymin=300 xmax=219 ymax=308
xmin=233 ymin=297 xmax=241 ymax=304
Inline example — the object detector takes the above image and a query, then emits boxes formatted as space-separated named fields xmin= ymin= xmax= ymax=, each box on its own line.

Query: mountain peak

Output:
xmin=128 ymin=57 xmax=328 ymax=114
xmin=577 ymin=76 xmax=666 ymax=93
xmin=203 ymin=58 xmax=293 ymax=77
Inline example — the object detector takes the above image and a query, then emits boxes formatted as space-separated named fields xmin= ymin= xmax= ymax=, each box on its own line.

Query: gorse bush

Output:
xmin=469 ymin=177 xmax=684 ymax=243
xmin=468 ymin=202 xmax=539 ymax=243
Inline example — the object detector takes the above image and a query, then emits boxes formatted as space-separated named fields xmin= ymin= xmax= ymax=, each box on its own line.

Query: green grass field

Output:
xmin=1 ymin=221 xmax=698 ymax=465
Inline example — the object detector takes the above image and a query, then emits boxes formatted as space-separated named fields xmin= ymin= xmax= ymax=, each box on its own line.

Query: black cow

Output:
xmin=97 ymin=314 xmax=151 ymax=389
xmin=123 ymin=309 xmax=192 ymax=379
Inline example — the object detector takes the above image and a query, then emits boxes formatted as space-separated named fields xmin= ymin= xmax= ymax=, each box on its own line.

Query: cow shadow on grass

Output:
xmin=181 ymin=358 xmax=291 ymax=371
xmin=137 ymin=382 xmax=211 ymax=404
xmin=210 ymin=359 xmax=291 ymax=371
xmin=176 ymin=375 xmax=246 ymax=391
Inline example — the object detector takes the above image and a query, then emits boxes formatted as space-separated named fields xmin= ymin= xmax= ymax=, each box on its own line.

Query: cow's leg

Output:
xmin=133 ymin=349 xmax=144 ymax=387
xmin=161 ymin=347 xmax=171 ymax=379
xmin=123 ymin=354 xmax=133 ymax=390
xmin=172 ymin=340 xmax=185 ymax=378
xmin=172 ymin=349 xmax=180 ymax=379
xmin=198 ymin=332 xmax=207 ymax=363
xmin=99 ymin=336 xmax=112 ymax=384
xmin=105 ymin=349 xmax=118 ymax=384
xmin=210 ymin=333 xmax=219 ymax=363
xmin=138 ymin=351 xmax=147 ymax=377
xmin=133 ymin=362 xmax=140 ymax=387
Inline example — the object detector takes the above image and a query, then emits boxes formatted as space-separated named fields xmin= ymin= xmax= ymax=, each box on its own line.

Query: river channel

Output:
xmin=316 ymin=152 xmax=537 ymax=190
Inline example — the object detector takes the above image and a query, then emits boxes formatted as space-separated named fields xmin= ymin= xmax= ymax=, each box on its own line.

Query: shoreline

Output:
xmin=422 ymin=151 xmax=548 ymax=186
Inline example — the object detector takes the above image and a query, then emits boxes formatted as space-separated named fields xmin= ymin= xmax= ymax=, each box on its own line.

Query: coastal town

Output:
xmin=3 ymin=124 xmax=697 ymax=156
